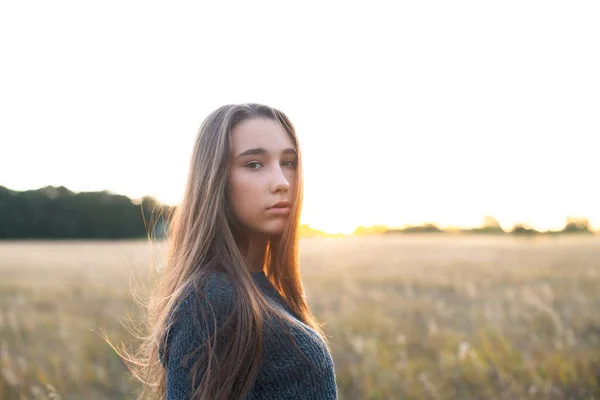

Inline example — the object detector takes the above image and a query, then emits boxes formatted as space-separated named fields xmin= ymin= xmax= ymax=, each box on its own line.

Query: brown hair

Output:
xmin=107 ymin=104 xmax=329 ymax=399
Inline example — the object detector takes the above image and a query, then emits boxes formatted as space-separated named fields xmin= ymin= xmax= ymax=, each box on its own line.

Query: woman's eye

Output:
xmin=245 ymin=161 xmax=262 ymax=170
xmin=282 ymin=160 xmax=297 ymax=168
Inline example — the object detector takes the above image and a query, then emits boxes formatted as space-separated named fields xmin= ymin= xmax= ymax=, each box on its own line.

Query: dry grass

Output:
xmin=1 ymin=235 xmax=599 ymax=399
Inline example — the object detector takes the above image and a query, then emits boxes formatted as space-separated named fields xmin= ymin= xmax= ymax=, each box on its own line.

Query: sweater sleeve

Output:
xmin=161 ymin=272 xmax=236 ymax=400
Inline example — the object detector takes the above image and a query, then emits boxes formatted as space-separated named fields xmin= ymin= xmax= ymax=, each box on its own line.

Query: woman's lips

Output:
xmin=269 ymin=201 xmax=290 ymax=209
xmin=266 ymin=206 xmax=291 ymax=215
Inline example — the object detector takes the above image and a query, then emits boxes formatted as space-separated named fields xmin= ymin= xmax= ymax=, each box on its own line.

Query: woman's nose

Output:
xmin=271 ymin=165 xmax=290 ymax=192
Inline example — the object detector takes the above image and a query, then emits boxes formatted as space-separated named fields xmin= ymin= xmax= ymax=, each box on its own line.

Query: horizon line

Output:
xmin=2 ymin=184 xmax=598 ymax=234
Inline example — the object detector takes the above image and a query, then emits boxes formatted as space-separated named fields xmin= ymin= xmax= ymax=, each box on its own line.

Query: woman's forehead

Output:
xmin=231 ymin=118 xmax=293 ymax=154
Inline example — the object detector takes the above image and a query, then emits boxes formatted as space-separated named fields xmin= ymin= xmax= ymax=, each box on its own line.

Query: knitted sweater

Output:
xmin=160 ymin=270 xmax=338 ymax=399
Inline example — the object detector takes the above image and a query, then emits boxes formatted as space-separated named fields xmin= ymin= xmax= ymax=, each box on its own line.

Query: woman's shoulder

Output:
xmin=176 ymin=270 xmax=237 ymax=316
xmin=159 ymin=270 xmax=236 ymax=366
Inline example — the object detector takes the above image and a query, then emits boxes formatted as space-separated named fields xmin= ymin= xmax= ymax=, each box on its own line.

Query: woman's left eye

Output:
xmin=282 ymin=160 xmax=297 ymax=168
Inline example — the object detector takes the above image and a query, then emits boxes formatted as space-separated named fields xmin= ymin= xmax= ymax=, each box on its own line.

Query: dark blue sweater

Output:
xmin=160 ymin=271 xmax=338 ymax=399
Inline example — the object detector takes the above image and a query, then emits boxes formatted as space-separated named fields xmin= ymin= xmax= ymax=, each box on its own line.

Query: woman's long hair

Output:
xmin=107 ymin=104 xmax=330 ymax=399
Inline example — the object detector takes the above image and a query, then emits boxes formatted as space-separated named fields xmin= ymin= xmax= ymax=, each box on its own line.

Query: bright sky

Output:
xmin=1 ymin=1 xmax=599 ymax=234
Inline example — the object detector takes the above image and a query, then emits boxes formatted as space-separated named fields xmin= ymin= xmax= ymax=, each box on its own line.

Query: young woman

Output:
xmin=118 ymin=104 xmax=338 ymax=399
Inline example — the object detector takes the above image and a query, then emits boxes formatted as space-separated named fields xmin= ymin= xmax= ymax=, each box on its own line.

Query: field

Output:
xmin=1 ymin=235 xmax=599 ymax=399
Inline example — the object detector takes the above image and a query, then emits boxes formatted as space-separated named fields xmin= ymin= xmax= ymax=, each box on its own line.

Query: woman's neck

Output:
xmin=239 ymin=234 xmax=267 ymax=273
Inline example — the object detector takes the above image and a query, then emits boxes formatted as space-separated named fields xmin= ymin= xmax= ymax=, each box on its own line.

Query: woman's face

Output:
xmin=227 ymin=118 xmax=298 ymax=236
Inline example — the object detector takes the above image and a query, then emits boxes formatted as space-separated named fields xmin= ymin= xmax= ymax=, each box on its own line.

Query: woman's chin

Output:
xmin=257 ymin=221 xmax=288 ymax=237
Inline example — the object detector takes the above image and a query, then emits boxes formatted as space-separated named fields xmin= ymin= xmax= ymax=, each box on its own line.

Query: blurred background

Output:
xmin=1 ymin=1 xmax=599 ymax=399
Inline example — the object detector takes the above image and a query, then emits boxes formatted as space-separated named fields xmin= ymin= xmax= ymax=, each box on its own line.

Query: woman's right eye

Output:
xmin=245 ymin=161 xmax=262 ymax=170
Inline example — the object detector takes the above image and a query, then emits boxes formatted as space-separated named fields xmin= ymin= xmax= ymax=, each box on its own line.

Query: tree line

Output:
xmin=0 ymin=185 xmax=328 ymax=240
xmin=354 ymin=215 xmax=597 ymax=236
xmin=0 ymin=185 xmax=596 ymax=239
xmin=0 ymin=185 xmax=172 ymax=239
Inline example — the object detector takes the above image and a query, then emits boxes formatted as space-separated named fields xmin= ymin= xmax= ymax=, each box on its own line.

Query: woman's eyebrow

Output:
xmin=236 ymin=147 xmax=297 ymax=158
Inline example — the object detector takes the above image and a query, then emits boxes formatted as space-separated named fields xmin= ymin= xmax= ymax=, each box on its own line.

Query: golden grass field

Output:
xmin=1 ymin=235 xmax=599 ymax=399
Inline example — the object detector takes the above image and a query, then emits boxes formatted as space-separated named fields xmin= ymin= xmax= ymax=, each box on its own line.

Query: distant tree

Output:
xmin=481 ymin=215 xmax=503 ymax=232
xmin=137 ymin=196 xmax=174 ymax=239
xmin=396 ymin=223 xmax=442 ymax=234
xmin=510 ymin=224 xmax=539 ymax=235
xmin=463 ymin=215 xmax=505 ymax=234
xmin=561 ymin=216 xmax=592 ymax=234
xmin=0 ymin=185 xmax=173 ymax=239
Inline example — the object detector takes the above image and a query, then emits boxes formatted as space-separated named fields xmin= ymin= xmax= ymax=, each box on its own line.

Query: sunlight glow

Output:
xmin=1 ymin=1 xmax=598 ymax=234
